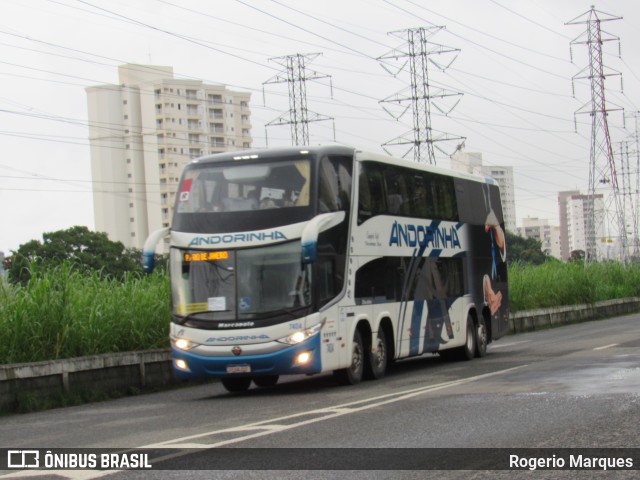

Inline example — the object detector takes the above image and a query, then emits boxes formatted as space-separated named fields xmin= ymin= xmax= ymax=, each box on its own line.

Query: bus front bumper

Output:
xmin=171 ymin=334 xmax=322 ymax=381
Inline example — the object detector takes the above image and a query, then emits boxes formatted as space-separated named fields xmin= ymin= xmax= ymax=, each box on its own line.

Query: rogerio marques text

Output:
xmin=510 ymin=454 xmax=634 ymax=471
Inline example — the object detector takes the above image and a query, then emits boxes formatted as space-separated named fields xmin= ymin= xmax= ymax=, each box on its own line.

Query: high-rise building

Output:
xmin=560 ymin=192 xmax=605 ymax=260
xmin=450 ymin=150 xmax=516 ymax=232
xmin=557 ymin=190 xmax=580 ymax=261
xmin=86 ymin=64 xmax=252 ymax=249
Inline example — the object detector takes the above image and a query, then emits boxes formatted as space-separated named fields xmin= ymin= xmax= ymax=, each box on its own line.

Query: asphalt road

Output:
xmin=1 ymin=313 xmax=639 ymax=479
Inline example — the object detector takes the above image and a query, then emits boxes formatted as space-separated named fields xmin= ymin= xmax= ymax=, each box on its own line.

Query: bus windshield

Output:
xmin=170 ymin=241 xmax=312 ymax=322
xmin=176 ymin=159 xmax=311 ymax=214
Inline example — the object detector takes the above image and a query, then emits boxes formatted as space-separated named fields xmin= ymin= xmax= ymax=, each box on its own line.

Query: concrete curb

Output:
xmin=2 ymin=297 xmax=639 ymax=412
xmin=509 ymin=297 xmax=640 ymax=333
xmin=0 ymin=349 xmax=173 ymax=412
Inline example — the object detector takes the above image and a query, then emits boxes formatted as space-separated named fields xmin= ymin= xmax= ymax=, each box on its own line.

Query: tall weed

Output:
xmin=3 ymin=259 xmax=640 ymax=363
xmin=0 ymin=262 xmax=169 ymax=364
xmin=508 ymin=260 xmax=640 ymax=312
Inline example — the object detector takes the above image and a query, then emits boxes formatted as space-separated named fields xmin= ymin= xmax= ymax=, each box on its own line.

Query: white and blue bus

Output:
xmin=143 ymin=145 xmax=509 ymax=392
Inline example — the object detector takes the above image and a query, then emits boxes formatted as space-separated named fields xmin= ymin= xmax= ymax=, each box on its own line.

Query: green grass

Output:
xmin=507 ymin=260 xmax=640 ymax=312
xmin=2 ymin=259 xmax=640 ymax=364
xmin=0 ymin=262 xmax=170 ymax=364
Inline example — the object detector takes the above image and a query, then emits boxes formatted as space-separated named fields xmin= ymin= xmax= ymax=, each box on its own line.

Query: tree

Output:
xmin=505 ymin=231 xmax=549 ymax=265
xmin=6 ymin=226 xmax=143 ymax=284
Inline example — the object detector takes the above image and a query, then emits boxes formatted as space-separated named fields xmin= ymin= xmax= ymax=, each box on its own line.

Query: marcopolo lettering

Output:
xmin=188 ymin=231 xmax=287 ymax=247
xmin=389 ymin=221 xmax=461 ymax=249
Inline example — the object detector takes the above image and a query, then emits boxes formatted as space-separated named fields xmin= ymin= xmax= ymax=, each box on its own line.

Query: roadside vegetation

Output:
xmin=2 ymin=258 xmax=640 ymax=364
xmin=0 ymin=262 xmax=170 ymax=364
xmin=1 ymin=227 xmax=640 ymax=364
xmin=508 ymin=260 xmax=640 ymax=311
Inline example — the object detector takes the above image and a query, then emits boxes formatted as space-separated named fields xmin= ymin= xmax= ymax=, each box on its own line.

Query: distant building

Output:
xmin=86 ymin=64 xmax=252 ymax=250
xmin=559 ymin=191 xmax=605 ymax=260
xmin=450 ymin=150 xmax=516 ymax=232
xmin=517 ymin=218 xmax=561 ymax=260
xmin=558 ymin=190 xmax=580 ymax=261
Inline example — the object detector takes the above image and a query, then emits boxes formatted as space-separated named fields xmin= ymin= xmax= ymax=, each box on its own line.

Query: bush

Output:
xmin=508 ymin=260 xmax=640 ymax=312
xmin=0 ymin=262 xmax=170 ymax=364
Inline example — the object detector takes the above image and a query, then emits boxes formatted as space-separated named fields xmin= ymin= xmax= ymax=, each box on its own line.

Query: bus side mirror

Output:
xmin=301 ymin=212 xmax=345 ymax=264
xmin=142 ymin=227 xmax=170 ymax=273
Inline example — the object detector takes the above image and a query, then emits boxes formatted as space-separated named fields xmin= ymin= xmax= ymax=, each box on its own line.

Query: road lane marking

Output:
xmin=1 ymin=365 xmax=527 ymax=479
xmin=593 ymin=343 xmax=618 ymax=350
xmin=491 ymin=340 xmax=532 ymax=349
xmin=145 ymin=365 xmax=527 ymax=450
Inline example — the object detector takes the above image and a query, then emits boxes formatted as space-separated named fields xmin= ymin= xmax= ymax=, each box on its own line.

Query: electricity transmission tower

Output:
xmin=616 ymin=140 xmax=639 ymax=257
xmin=263 ymin=53 xmax=334 ymax=146
xmin=621 ymin=110 xmax=640 ymax=257
xmin=377 ymin=26 xmax=464 ymax=165
xmin=567 ymin=7 xmax=628 ymax=262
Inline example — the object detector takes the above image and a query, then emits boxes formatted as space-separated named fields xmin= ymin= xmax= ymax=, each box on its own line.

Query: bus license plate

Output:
xmin=226 ymin=364 xmax=251 ymax=374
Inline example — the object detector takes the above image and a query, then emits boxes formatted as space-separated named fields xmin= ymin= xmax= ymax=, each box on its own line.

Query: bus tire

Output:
xmin=365 ymin=328 xmax=388 ymax=380
xmin=253 ymin=375 xmax=279 ymax=387
xmin=333 ymin=329 xmax=364 ymax=385
xmin=459 ymin=315 xmax=477 ymax=361
xmin=221 ymin=377 xmax=252 ymax=393
xmin=475 ymin=316 xmax=488 ymax=358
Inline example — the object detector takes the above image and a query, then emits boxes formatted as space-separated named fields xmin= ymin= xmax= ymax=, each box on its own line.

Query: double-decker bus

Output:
xmin=143 ymin=145 xmax=509 ymax=392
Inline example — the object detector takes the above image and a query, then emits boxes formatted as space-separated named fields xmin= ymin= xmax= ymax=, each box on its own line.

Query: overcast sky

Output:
xmin=1 ymin=0 xmax=639 ymax=253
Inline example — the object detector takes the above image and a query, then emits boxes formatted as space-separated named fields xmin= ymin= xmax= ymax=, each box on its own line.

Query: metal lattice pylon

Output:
xmin=377 ymin=26 xmax=464 ymax=164
xmin=567 ymin=7 xmax=628 ymax=262
xmin=263 ymin=53 xmax=334 ymax=147
xmin=620 ymin=111 xmax=640 ymax=257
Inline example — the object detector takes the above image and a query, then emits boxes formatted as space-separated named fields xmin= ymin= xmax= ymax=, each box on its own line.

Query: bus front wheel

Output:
xmin=221 ymin=377 xmax=252 ymax=393
xmin=334 ymin=329 xmax=364 ymax=386
xmin=253 ymin=375 xmax=279 ymax=387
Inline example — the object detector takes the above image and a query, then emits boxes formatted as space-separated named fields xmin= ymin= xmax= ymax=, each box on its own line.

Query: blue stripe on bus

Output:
xmin=409 ymin=300 xmax=424 ymax=356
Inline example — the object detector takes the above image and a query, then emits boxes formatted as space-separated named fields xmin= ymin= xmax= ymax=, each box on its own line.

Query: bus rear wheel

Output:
xmin=221 ymin=377 xmax=252 ymax=393
xmin=365 ymin=328 xmax=388 ymax=380
xmin=459 ymin=316 xmax=477 ymax=361
xmin=334 ymin=329 xmax=364 ymax=385
xmin=475 ymin=317 xmax=488 ymax=357
xmin=440 ymin=315 xmax=476 ymax=362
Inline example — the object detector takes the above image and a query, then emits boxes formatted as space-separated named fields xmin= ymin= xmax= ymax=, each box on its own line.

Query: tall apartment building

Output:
xmin=450 ymin=150 xmax=517 ymax=232
xmin=86 ymin=64 xmax=252 ymax=249
xmin=559 ymin=192 xmax=605 ymax=260
xmin=516 ymin=217 xmax=561 ymax=260
xmin=557 ymin=190 xmax=580 ymax=261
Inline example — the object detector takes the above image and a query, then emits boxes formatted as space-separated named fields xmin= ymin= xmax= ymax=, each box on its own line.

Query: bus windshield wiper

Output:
xmin=175 ymin=310 xmax=229 ymax=324
xmin=266 ymin=305 xmax=310 ymax=319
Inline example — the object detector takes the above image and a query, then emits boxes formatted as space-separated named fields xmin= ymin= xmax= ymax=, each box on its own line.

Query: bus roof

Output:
xmin=187 ymin=145 xmax=498 ymax=186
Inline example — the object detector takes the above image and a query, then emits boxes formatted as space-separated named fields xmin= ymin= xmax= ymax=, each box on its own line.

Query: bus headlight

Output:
xmin=277 ymin=320 xmax=324 ymax=345
xmin=171 ymin=337 xmax=198 ymax=351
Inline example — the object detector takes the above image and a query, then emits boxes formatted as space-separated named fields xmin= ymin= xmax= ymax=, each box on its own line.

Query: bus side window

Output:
xmin=368 ymin=165 xmax=387 ymax=217
xmin=423 ymin=172 xmax=459 ymax=221
xmin=358 ymin=164 xmax=372 ymax=223
xmin=318 ymin=156 xmax=352 ymax=213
